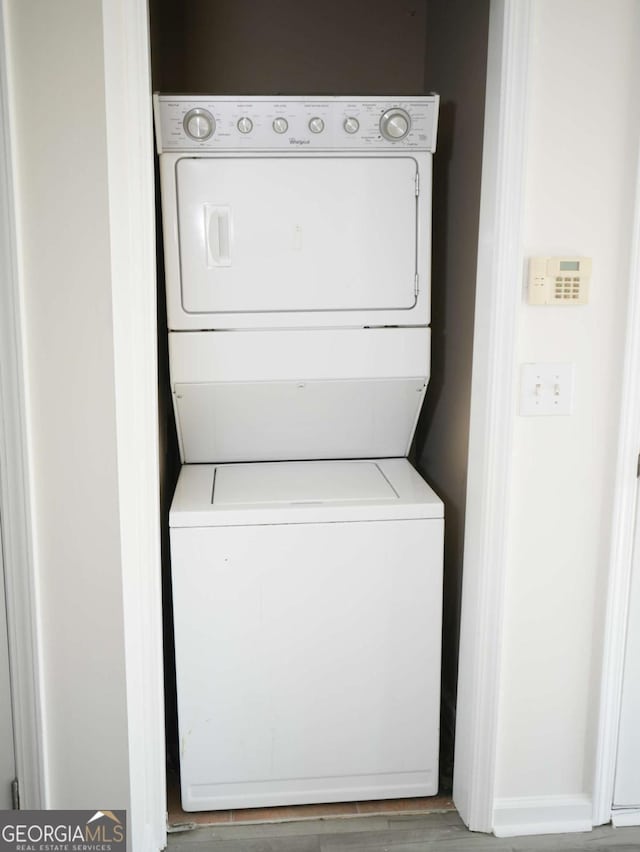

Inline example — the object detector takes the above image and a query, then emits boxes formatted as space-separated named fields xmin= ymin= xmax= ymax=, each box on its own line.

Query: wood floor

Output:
xmin=167 ymin=809 xmax=640 ymax=851
xmin=167 ymin=780 xmax=454 ymax=828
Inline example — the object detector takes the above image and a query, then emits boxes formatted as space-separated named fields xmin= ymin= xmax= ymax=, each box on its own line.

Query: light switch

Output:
xmin=519 ymin=363 xmax=574 ymax=416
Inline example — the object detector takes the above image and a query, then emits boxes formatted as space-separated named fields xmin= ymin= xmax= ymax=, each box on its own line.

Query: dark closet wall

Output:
xmin=150 ymin=0 xmax=427 ymax=95
xmin=149 ymin=0 xmax=490 ymax=794
xmin=415 ymin=0 xmax=490 ymax=789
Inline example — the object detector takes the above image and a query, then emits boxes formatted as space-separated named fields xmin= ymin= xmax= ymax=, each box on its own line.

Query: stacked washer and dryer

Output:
xmin=154 ymin=95 xmax=444 ymax=813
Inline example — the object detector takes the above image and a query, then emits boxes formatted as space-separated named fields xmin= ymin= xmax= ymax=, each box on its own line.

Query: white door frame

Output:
xmin=452 ymin=0 xmax=532 ymax=832
xmin=591 ymin=138 xmax=640 ymax=826
xmin=1 ymin=0 xmax=535 ymax=841
xmin=0 ymin=0 xmax=45 ymax=810
xmin=105 ymin=0 xmax=536 ymax=840
xmin=0 ymin=0 xmax=166 ymax=833
xmin=100 ymin=1 xmax=166 ymax=850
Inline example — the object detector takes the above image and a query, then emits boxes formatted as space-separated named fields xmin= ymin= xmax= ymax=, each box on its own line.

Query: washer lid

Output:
xmin=213 ymin=460 xmax=396 ymax=506
xmin=170 ymin=458 xmax=443 ymax=527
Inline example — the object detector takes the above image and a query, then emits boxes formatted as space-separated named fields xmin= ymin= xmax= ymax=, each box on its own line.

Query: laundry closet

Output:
xmin=148 ymin=0 xmax=490 ymax=815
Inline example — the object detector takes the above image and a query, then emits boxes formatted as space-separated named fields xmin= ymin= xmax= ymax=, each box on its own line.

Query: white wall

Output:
xmin=495 ymin=0 xmax=640 ymax=812
xmin=5 ymin=0 xmax=130 ymax=808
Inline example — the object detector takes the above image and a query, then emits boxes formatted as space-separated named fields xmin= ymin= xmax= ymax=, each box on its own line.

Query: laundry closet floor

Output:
xmin=167 ymin=774 xmax=455 ymax=829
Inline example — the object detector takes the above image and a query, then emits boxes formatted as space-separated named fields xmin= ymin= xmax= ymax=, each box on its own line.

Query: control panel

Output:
xmin=528 ymin=256 xmax=592 ymax=306
xmin=154 ymin=95 xmax=439 ymax=153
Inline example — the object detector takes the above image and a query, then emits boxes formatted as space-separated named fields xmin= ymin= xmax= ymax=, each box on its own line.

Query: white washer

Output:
xmin=170 ymin=459 xmax=443 ymax=811
xmin=154 ymin=95 xmax=443 ymax=811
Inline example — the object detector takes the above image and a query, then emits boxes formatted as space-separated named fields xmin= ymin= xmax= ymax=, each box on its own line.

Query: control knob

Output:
xmin=343 ymin=116 xmax=360 ymax=134
xmin=308 ymin=117 xmax=325 ymax=134
xmin=183 ymin=108 xmax=215 ymax=141
xmin=379 ymin=108 xmax=411 ymax=141
xmin=237 ymin=116 xmax=253 ymax=134
xmin=272 ymin=117 xmax=289 ymax=134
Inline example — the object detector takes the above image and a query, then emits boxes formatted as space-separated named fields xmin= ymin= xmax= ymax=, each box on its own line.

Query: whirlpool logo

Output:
xmin=288 ymin=137 xmax=310 ymax=145
xmin=0 ymin=810 xmax=126 ymax=851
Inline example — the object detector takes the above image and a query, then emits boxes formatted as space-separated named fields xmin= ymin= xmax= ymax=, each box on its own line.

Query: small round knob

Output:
xmin=343 ymin=116 xmax=360 ymax=134
xmin=183 ymin=108 xmax=215 ymax=141
xmin=308 ymin=117 xmax=325 ymax=134
xmin=272 ymin=117 xmax=289 ymax=134
xmin=237 ymin=116 xmax=253 ymax=134
xmin=380 ymin=108 xmax=411 ymax=141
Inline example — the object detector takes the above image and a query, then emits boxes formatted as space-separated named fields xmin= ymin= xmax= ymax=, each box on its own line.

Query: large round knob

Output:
xmin=380 ymin=108 xmax=411 ymax=141
xmin=308 ymin=117 xmax=324 ymax=134
xmin=237 ymin=116 xmax=253 ymax=134
xmin=272 ymin=117 xmax=289 ymax=134
xmin=183 ymin=108 xmax=215 ymax=140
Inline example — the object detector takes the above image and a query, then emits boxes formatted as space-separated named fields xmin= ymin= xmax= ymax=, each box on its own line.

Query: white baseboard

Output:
xmin=493 ymin=795 xmax=593 ymax=837
xmin=612 ymin=809 xmax=640 ymax=827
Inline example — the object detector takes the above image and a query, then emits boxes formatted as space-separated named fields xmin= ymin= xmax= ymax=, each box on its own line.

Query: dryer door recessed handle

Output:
xmin=205 ymin=205 xmax=232 ymax=267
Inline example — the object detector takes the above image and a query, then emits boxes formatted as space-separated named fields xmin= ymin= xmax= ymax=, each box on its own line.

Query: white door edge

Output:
xmin=591 ymin=122 xmax=640 ymax=826
xmin=0 ymin=0 xmax=46 ymax=810
xmin=453 ymin=0 xmax=532 ymax=833
xmin=101 ymin=1 xmax=166 ymax=849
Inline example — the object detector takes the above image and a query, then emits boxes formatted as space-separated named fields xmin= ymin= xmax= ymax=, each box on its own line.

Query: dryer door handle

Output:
xmin=205 ymin=205 xmax=232 ymax=267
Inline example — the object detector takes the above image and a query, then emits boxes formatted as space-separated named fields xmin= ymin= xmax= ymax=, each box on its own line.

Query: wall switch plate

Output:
xmin=519 ymin=363 xmax=574 ymax=416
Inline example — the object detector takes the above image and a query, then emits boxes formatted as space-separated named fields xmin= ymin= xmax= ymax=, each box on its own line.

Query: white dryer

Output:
xmin=156 ymin=95 xmax=438 ymax=332
xmin=154 ymin=95 xmax=444 ymax=812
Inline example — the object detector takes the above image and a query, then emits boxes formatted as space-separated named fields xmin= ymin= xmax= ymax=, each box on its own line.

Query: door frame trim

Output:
xmin=0 ymin=0 xmax=45 ymax=810
xmin=108 ymin=0 xmax=640 ymax=839
xmin=591 ymin=130 xmax=640 ymax=825
xmin=101 ymin=1 xmax=166 ymax=849
xmin=452 ymin=0 xmax=532 ymax=832
xmin=110 ymin=0 xmax=533 ymax=841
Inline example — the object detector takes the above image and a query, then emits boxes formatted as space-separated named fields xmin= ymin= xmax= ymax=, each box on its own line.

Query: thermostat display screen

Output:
xmin=559 ymin=260 xmax=580 ymax=271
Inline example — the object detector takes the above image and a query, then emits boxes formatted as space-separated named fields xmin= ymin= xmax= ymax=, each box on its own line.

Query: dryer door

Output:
xmin=175 ymin=156 xmax=418 ymax=317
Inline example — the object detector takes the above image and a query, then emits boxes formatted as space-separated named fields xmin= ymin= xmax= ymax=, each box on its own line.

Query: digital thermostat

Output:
xmin=528 ymin=256 xmax=592 ymax=306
